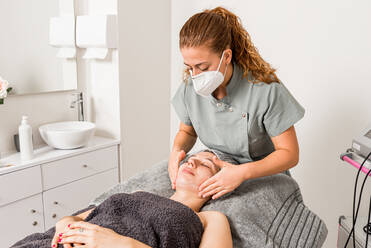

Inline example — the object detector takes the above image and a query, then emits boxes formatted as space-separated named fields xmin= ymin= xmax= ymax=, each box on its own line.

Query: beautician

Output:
xmin=169 ymin=6 xmax=305 ymax=199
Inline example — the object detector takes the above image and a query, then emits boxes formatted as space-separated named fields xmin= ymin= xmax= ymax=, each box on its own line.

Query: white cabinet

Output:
xmin=0 ymin=194 xmax=44 ymax=248
xmin=42 ymin=146 xmax=118 ymax=190
xmin=0 ymin=166 xmax=42 ymax=207
xmin=0 ymin=136 xmax=120 ymax=247
xmin=43 ymin=168 xmax=117 ymax=229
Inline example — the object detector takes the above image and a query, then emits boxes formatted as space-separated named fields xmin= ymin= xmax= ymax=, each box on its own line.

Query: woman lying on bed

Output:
xmin=11 ymin=150 xmax=233 ymax=248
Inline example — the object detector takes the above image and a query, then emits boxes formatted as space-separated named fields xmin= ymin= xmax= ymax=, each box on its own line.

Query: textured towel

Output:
xmin=11 ymin=192 xmax=203 ymax=248
xmin=90 ymin=153 xmax=328 ymax=248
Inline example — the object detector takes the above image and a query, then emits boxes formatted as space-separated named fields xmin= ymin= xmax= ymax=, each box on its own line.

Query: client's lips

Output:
xmin=183 ymin=168 xmax=195 ymax=176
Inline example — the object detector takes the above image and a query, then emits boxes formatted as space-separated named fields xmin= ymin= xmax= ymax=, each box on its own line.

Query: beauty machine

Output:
xmin=341 ymin=125 xmax=371 ymax=174
xmin=338 ymin=124 xmax=371 ymax=248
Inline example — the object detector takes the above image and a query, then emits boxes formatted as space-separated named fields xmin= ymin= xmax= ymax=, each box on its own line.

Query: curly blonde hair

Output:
xmin=180 ymin=7 xmax=279 ymax=84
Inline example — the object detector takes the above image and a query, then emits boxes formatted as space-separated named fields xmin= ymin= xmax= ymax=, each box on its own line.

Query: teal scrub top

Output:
xmin=171 ymin=62 xmax=305 ymax=164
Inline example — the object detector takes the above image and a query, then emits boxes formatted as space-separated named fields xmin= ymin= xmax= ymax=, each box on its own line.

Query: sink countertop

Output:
xmin=0 ymin=136 xmax=120 ymax=176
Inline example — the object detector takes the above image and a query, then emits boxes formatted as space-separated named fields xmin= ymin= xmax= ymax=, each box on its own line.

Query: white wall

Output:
xmin=75 ymin=0 xmax=121 ymax=141
xmin=77 ymin=0 xmax=171 ymax=181
xmin=0 ymin=1 xmax=78 ymax=158
xmin=117 ymin=0 xmax=171 ymax=180
xmin=170 ymin=1 xmax=371 ymax=247
xmin=1 ymin=0 xmax=171 ymax=184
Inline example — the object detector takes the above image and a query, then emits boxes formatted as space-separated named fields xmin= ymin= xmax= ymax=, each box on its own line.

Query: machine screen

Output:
xmin=365 ymin=129 xmax=371 ymax=139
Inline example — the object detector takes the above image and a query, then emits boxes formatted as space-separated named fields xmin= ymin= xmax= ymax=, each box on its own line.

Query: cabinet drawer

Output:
xmin=42 ymin=146 xmax=118 ymax=190
xmin=43 ymin=168 xmax=118 ymax=229
xmin=0 ymin=193 xmax=44 ymax=248
xmin=0 ymin=166 xmax=42 ymax=207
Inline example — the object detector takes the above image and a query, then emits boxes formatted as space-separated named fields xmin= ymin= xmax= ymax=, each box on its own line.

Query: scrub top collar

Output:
xmin=207 ymin=61 xmax=245 ymax=105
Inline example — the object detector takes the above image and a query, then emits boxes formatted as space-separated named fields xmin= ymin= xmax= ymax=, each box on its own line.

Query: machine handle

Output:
xmin=341 ymin=154 xmax=371 ymax=177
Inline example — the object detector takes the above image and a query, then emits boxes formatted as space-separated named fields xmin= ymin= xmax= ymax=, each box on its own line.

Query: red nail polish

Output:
xmin=59 ymin=233 xmax=62 ymax=236
xmin=58 ymin=238 xmax=61 ymax=242
xmin=68 ymin=224 xmax=71 ymax=228
xmin=53 ymin=245 xmax=56 ymax=247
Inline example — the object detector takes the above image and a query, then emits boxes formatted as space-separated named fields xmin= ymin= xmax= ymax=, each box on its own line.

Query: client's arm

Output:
xmin=59 ymin=221 xmax=152 ymax=248
xmin=198 ymin=211 xmax=233 ymax=248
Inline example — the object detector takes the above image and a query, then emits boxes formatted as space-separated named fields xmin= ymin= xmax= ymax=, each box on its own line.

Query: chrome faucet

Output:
xmin=70 ymin=92 xmax=84 ymax=121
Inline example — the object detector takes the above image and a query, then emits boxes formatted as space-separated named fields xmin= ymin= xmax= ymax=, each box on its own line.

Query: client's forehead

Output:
xmin=187 ymin=151 xmax=219 ymax=174
xmin=187 ymin=151 xmax=214 ymax=162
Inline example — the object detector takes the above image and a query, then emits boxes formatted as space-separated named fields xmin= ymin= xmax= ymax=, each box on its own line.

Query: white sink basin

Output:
xmin=39 ymin=121 xmax=96 ymax=149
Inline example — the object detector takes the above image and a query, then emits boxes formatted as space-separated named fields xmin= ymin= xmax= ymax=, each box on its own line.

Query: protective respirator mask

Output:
xmin=189 ymin=51 xmax=228 ymax=97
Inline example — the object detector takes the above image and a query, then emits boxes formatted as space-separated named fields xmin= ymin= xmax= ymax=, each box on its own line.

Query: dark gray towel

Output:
xmin=11 ymin=191 xmax=204 ymax=248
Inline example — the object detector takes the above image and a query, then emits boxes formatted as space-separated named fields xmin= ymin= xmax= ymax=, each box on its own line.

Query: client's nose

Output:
xmin=187 ymin=158 xmax=199 ymax=168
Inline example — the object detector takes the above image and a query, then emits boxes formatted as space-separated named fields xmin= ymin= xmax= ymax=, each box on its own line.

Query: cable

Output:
xmin=344 ymin=151 xmax=371 ymax=248
xmin=348 ymin=157 xmax=371 ymax=248
xmin=365 ymin=196 xmax=370 ymax=248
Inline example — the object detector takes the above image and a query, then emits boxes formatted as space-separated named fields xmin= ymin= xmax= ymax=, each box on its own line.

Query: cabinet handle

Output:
xmin=32 ymin=221 xmax=38 ymax=226
xmin=52 ymin=214 xmax=57 ymax=218
xmin=30 ymin=209 xmax=36 ymax=213
xmin=82 ymin=164 xmax=88 ymax=168
xmin=53 ymin=201 xmax=58 ymax=205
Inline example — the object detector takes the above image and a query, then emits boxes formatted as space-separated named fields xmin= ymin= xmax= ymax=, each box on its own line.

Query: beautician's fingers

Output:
xmin=212 ymin=190 xmax=230 ymax=199
xmin=212 ymin=189 xmax=230 ymax=200
xmin=177 ymin=150 xmax=186 ymax=162
xmin=174 ymin=150 xmax=186 ymax=188
xmin=201 ymin=186 xmax=223 ymax=198
xmin=169 ymin=168 xmax=178 ymax=189
xmin=199 ymin=182 xmax=221 ymax=197
xmin=171 ymin=167 xmax=178 ymax=190
xmin=212 ymin=156 xmax=229 ymax=169
xmin=198 ymin=175 xmax=218 ymax=191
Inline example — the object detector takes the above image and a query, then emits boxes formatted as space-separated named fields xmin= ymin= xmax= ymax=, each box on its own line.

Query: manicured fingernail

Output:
xmin=53 ymin=245 xmax=56 ymax=247
xmin=58 ymin=238 xmax=61 ymax=242
xmin=59 ymin=233 xmax=62 ymax=236
xmin=68 ymin=224 xmax=71 ymax=228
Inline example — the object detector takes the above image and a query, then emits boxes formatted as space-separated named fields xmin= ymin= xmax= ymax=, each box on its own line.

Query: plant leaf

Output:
xmin=0 ymin=98 xmax=3 ymax=104
xmin=7 ymin=87 xmax=12 ymax=93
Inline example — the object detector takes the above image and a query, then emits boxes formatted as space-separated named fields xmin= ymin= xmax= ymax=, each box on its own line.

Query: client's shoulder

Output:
xmin=197 ymin=211 xmax=229 ymax=227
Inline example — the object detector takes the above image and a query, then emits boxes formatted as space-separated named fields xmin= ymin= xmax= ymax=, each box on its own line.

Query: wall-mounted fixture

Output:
xmin=76 ymin=15 xmax=118 ymax=59
xmin=49 ymin=15 xmax=76 ymax=59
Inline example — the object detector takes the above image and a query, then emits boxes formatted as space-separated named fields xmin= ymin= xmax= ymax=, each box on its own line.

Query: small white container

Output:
xmin=18 ymin=116 xmax=34 ymax=161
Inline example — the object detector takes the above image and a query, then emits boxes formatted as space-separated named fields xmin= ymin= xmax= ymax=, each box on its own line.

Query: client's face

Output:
xmin=175 ymin=151 xmax=220 ymax=192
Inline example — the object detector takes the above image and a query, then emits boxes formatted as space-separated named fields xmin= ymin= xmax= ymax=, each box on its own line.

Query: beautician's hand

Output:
xmin=198 ymin=156 xmax=245 ymax=199
xmin=59 ymin=221 xmax=131 ymax=248
xmin=51 ymin=216 xmax=83 ymax=248
xmin=168 ymin=149 xmax=186 ymax=189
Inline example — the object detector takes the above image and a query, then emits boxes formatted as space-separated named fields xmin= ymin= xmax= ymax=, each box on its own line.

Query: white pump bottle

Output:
xmin=19 ymin=116 xmax=34 ymax=161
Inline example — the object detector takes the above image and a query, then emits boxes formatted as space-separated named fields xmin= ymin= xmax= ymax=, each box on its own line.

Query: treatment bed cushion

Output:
xmin=90 ymin=159 xmax=327 ymax=248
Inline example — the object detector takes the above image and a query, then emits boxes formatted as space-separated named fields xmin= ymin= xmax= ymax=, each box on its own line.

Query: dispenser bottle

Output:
xmin=19 ymin=116 xmax=34 ymax=161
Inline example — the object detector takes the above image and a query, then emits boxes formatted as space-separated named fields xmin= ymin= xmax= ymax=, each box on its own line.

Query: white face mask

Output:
xmin=189 ymin=51 xmax=228 ymax=97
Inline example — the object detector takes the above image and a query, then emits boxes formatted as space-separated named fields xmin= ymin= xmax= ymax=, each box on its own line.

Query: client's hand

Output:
xmin=59 ymin=221 xmax=131 ymax=248
xmin=51 ymin=216 xmax=83 ymax=248
xmin=198 ymin=155 xmax=245 ymax=199
xmin=168 ymin=149 xmax=186 ymax=189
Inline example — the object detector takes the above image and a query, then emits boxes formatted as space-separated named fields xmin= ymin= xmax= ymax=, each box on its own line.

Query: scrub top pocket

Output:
xmin=192 ymin=103 xmax=252 ymax=161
